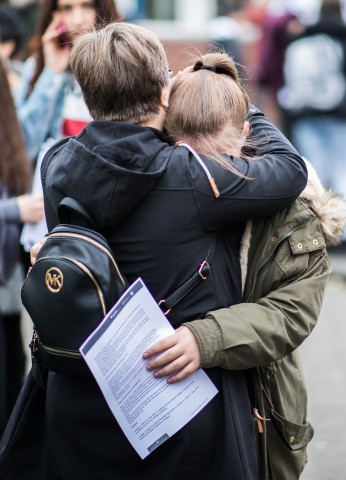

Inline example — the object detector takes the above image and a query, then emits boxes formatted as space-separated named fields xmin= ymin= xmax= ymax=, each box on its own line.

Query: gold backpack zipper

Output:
xmin=63 ymin=256 xmax=107 ymax=316
xmin=49 ymin=232 xmax=126 ymax=288
xmin=34 ymin=255 xmax=107 ymax=316
xmin=33 ymin=255 xmax=108 ymax=359
xmin=40 ymin=341 xmax=82 ymax=358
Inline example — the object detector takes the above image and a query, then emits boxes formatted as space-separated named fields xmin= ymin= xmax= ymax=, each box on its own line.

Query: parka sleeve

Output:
xmin=183 ymin=247 xmax=331 ymax=370
xmin=191 ymin=107 xmax=308 ymax=228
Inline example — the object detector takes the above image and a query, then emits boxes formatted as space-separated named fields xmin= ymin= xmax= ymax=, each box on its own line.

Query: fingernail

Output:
xmin=143 ymin=352 xmax=149 ymax=359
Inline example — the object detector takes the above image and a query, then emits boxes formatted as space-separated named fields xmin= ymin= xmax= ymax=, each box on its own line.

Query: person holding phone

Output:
xmin=15 ymin=0 xmax=121 ymax=163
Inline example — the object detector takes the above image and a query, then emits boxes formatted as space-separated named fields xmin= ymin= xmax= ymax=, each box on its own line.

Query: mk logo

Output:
xmin=45 ymin=267 xmax=64 ymax=293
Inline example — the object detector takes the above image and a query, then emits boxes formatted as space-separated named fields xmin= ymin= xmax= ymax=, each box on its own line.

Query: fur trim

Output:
xmin=310 ymin=191 xmax=346 ymax=246
xmin=239 ymin=220 xmax=252 ymax=293
xmin=301 ymin=158 xmax=325 ymax=201
xmin=239 ymin=160 xmax=346 ymax=289
xmin=302 ymin=159 xmax=346 ymax=246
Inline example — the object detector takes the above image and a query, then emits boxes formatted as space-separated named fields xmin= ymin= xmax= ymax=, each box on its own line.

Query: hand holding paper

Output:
xmin=80 ymin=278 xmax=218 ymax=459
xmin=144 ymin=325 xmax=201 ymax=383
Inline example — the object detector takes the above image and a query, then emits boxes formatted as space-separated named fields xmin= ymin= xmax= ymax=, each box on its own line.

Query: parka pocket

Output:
xmin=288 ymin=220 xmax=325 ymax=256
xmin=266 ymin=409 xmax=314 ymax=480
xmin=270 ymin=409 xmax=314 ymax=451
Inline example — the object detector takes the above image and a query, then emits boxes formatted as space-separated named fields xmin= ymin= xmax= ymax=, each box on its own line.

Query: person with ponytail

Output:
xmin=162 ymin=52 xmax=345 ymax=479
xmin=165 ymin=53 xmax=255 ymax=171
xmin=0 ymin=59 xmax=45 ymax=437
xmin=27 ymin=23 xmax=310 ymax=479
xmin=15 ymin=0 xmax=121 ymax=163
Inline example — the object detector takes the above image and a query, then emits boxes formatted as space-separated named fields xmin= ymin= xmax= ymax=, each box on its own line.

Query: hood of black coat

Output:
xmin=43 ymin=121 xmax=173 ymax=229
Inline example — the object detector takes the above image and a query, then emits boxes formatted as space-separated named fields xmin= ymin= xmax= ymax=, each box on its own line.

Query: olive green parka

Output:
xmin=184 ymin=161 xmax=345 ymax=479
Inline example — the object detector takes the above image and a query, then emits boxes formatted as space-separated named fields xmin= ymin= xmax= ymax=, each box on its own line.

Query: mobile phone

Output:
xmin=58 ymin=22 xmax=69 ymax=47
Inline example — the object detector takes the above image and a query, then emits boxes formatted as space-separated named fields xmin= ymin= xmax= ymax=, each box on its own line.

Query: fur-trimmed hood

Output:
xmin=302 ymin=159 xmax=346 ymax=246
xmin=240 ymin=160 xmax=346 ymax=290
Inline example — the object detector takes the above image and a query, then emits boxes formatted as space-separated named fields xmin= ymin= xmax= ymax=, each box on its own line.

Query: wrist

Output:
xmin=182 ymin=319 xmax=222 ymax=368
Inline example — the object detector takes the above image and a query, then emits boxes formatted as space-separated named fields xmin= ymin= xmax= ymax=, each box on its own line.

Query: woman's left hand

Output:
xmin=143 ymin=326 xmax=201 ymax=383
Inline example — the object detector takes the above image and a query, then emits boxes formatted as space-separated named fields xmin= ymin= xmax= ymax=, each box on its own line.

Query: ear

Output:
xmin=242 ymin=120 xmax=250 ymax=138
xmin=160 ymin=85 xmax=170 ymax=111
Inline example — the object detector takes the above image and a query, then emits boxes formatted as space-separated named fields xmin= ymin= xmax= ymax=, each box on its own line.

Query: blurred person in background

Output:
xmin=0 ymin=59 xmax=44 ymax=438
xmin=254 ymin=2 xmax=306 ymax=130
xmin=7 ymin=0 xmax=41 ymax=51
xmin=14 ymin=0 xmax=122 ymax=268
xmin=0 ymin=4 xmax=27 ymax=91
xmin=15 ymin=0 xmax=122 ymax=163
xmin=278 ymin=0 xmax=346 ymax=232
xmin=207 ymin=14 xmax=244 ymax=70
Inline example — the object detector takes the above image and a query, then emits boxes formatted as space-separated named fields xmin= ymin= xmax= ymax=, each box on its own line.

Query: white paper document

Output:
xmin=80 ymin=278 xmax=218 ymax=459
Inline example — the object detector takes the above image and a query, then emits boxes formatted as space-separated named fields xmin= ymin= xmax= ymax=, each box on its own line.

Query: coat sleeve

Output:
xmin=0 ymin=198 xmax=20 ymax=222
xmin=15 ymin=58 xmax=67 ymax=162
xmin=183 ymin=248 xmax=331 ymax=370
xmin=191 ymin=107 xmax=308 ymax=228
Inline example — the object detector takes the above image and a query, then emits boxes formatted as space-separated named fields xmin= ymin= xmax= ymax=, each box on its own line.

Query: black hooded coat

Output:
xmin=39 ymin=107 xmax=307 ymax=480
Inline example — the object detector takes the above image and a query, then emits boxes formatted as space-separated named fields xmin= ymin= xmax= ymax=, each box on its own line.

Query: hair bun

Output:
xmin=194 ymin=63 xmax=217 ymax=73
xmin=193 ymin=56 xmax=237 ymax=80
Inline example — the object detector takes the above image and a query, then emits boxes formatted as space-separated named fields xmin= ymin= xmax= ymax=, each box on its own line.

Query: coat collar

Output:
xmin=239 ymin=160 xmax=346 ymax=291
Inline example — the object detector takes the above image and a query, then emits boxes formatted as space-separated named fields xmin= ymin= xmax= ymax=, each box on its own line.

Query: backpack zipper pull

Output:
xmin=252 ymin=407 xmax=271 ymax=433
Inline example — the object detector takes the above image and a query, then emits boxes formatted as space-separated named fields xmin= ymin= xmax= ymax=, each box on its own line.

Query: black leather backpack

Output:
xmin=21 ymin=197 xmax=128 ymax=376
xmin=21 ymin=197 xmax=214 ymax=377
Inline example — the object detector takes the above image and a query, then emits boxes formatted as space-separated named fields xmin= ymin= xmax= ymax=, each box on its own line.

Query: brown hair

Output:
xmin=165 ymin=52 xmax=254 ymax=175
xmin=70 ymin=22 xmax=170 ymax=123
xmin=0 ymin=61 xmax=31 ymax=194
xmin=27 ymin=0 xmax=121 ymax=95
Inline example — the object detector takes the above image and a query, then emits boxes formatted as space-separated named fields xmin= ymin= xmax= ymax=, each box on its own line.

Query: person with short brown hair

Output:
xmin=38 ymin=22 xmax=309 ymax=480
xmin=71 ymin=22 xmax=170 ymax=124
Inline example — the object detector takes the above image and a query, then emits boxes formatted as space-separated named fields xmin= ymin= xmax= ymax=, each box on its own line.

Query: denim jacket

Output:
xmin=15 ymin=58 xmax=74 ymax=162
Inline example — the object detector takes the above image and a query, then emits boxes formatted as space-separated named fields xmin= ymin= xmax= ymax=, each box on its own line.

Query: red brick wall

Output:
xmin=162 ymin=41 xmax=209 ymax=73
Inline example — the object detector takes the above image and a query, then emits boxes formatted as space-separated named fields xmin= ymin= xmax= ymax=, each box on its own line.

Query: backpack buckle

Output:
xmin=199 ymin=260 xmax=209 ymax=280
xmin=158 ymin=299 xmax=171 ymax=316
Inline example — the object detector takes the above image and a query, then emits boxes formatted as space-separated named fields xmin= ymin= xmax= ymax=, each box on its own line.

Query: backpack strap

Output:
xmin=158 ymin=237 xmax=216 ymax=315
xmin=58 ymin=197 xmax=95 ymax=228
xmin=58 ymin=198 xmax=216 ymax=317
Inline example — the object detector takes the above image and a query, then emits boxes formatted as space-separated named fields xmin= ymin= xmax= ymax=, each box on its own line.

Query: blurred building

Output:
xmin=116 ymin=0 xmax=259 ymax=76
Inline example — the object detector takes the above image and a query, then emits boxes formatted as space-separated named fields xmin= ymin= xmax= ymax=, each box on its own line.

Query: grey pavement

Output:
xmin=300 ymin=253 xmax=346 ymax=480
